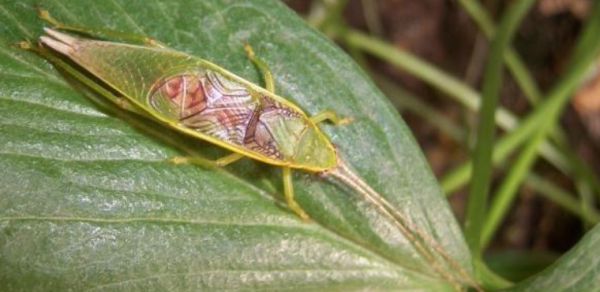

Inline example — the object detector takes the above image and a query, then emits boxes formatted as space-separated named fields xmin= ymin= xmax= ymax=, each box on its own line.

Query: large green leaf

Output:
xmin=0 ymin=0 xmax=472 ymax=291
xmin=501 ymin=223 xmax=600 ymax=292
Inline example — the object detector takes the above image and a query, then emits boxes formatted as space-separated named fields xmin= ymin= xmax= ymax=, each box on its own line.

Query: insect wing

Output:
xmin=150 ymin=71 xmax=259 ymax=147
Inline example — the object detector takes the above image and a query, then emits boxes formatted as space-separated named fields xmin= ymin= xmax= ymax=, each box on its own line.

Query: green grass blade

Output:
xmin=343 ymin=30 xmax=575 ymax=193
xmin=481 ymin=2 xmax=600 ymax=247
xmin=456 ymin=0 xmax=600 ymax=204
xmin=372 ymin=73 xmax=465 ymax=141
xmin=455 ymin=0 xmax=542 ymax=104
xmin=371 ymin=71 xmax=597 ymax=226
xmin=464 ymin=0 xmax=537 ymax=260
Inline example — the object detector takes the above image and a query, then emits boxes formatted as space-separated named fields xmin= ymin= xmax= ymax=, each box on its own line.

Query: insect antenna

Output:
xmin=327 ymin=158 xmax=484 ymax=292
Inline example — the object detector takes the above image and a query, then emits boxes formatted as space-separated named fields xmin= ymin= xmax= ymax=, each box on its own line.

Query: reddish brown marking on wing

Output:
xmin=153 ymin=74 xmax=207 ymax=120
xmin=179 ymin=72 xmax=259 ymax=146
xmin=163 ymin=76 xmax=183 ymax=99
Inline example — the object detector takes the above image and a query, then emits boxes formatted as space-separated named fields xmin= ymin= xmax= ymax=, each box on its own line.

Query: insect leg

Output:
xmin=167 ymin=156 xmax=217 ymax=168
xmin=309 ymin=110 xmax=353 ymax=125
xmin=243 ymin=41 xmax=275 ymax=92
xmin=37 ymin=8 xmax=169 ymax=48
xmin=214 ymin=152 xmax=245 ymax=166
xmin=282 ymin=167 xmax=310 ymax=220
xmin=169 ymin=152 xmax=244 ymax=167
xmin=19 ymin=40 xmax=151 ymax=117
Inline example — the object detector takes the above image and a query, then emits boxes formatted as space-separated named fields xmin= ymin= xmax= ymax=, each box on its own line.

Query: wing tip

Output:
xmin=39 ymin=35 xmax=74 ymax=55
xmin=40 ymin=28 xmax=79 ymax=55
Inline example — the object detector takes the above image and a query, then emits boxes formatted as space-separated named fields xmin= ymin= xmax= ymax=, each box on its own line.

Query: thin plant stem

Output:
xmin=481 ymin=2 xmax=600 ymax=247
xmin=309 ymin=0 xmax=350 ymax=32
xmin=371 ymin=72 xmax=598 ymax=225
xmin=464 ymin=0 xmax=537 ymax=261
xmin=454 ymin=0 xmax=542 ymax=104
xmin=372 ymin=73 xmax=465 ymax=141
xmin=527 ymin=174 xmax=600 ymax=224
xmin=342 ymin=30 xmax=573 ymax=182
xmin=456 ymin=0 xmax=600 ymax=229
xmin=341 ymin=26 xmax=600 ymax=223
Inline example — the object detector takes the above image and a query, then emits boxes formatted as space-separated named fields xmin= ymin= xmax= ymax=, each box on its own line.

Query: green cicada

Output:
xmin=21 ymin=10 xmax=482 ymax=292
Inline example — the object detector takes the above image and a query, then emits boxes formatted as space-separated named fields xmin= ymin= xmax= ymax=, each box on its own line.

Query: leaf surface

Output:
xmin=502 ymin=223 xmax=600 ymax=292
xmin=0 ymin=0 xmax=471 ymax=291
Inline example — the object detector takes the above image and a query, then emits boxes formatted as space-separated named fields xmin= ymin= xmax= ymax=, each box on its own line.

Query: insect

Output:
xmin=24 ymin=10 xmax=355 ymax=221
xmin=21 ymin=10 xmax=482 ymax=292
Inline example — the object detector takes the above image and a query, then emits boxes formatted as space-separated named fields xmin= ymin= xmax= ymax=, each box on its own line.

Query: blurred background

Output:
xmin=282 ymin=0 xmax=598 ymax=282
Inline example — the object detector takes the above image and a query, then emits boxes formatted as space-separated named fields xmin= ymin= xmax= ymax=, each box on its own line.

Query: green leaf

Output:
xmin=0 ymin=0 xmax=472 ymax=291
xmin=484 ymin=250 xmax=558 ymax=282
xmin=501 ymin=223 xmax=600 ymax=292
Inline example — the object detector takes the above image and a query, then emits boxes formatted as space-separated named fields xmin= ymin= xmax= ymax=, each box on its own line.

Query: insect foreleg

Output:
xmin=243 ymin=41 xmax=275 ymax=92
xmin=309 ymin=110 xmax=353 ymax=125
xmin=169 ymin=152 xmax=245 ymax=168
xmin=282 ymin=167 xmax=310 ymax=220
xmin=214 ymin=152 xmax=245 ymax=166
xmin=38 ymin=8 xmax=169 ymax=48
